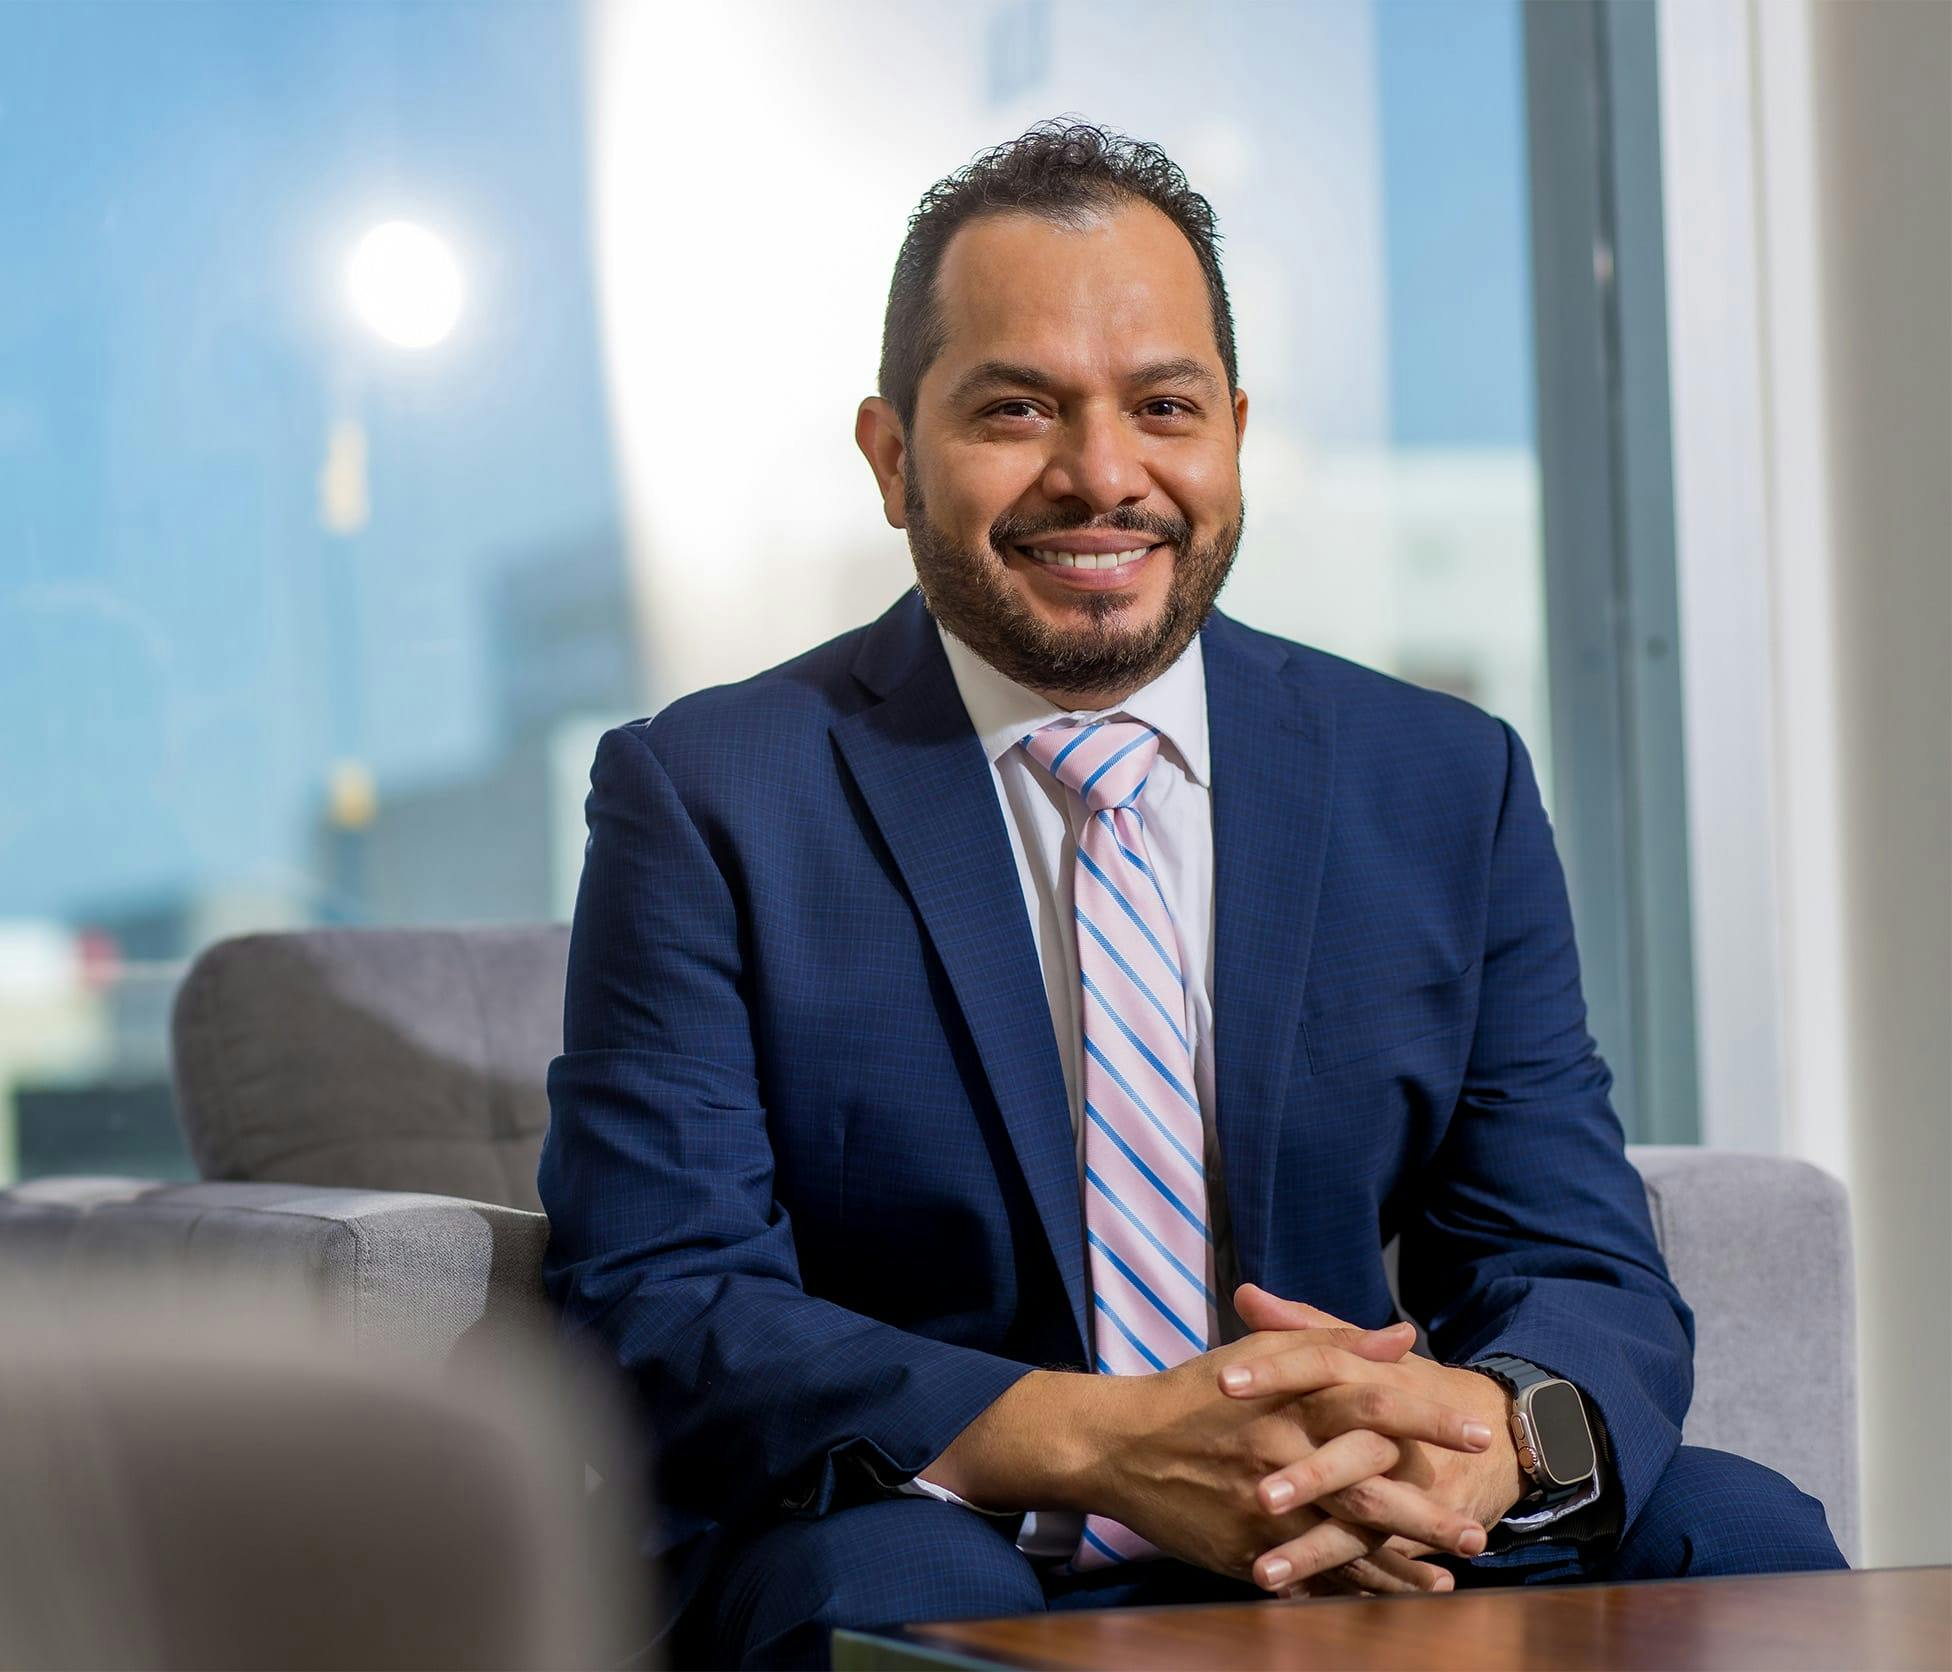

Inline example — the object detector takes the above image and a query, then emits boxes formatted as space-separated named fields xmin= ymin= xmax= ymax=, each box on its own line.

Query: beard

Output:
xmin=903 ymin=472 xmax=1244 ymax=701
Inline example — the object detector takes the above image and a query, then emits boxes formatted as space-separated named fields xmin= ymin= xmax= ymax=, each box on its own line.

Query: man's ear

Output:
xmin=855 ymin=396 xmax=909 ymax=529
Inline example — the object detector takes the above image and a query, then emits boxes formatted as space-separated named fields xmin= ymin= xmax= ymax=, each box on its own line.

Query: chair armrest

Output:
xmin=1627 ymin=1145 xmax=1860 ymax=1564
xmin=0 ymin=1177 xmax=551 ymax=1366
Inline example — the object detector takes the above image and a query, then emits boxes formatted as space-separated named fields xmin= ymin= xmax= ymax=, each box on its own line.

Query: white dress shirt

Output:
xmin=936 ymin=621 xmax=1236 ymax=1333
xmin=914 ymin=622 xmax=1234 ymax=1555
xmin=908 ymin=619 xmax=1598 ymax=1553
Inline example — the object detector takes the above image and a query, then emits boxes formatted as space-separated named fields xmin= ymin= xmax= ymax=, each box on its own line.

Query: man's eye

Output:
xmin=988 ymin=400 xmax=1041 ymax=419
xmin=1143 ymin=399 xmax=1193 ymax=418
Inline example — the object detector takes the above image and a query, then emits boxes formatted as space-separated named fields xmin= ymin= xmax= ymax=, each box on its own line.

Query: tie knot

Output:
xmin=1021 ymin=717 xmax=1162 ymax=813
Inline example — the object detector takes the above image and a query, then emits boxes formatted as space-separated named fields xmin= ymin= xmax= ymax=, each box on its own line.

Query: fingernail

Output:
xmin=1463 ymin=1421 xmax=1493 ymax=1447
xmin=1261 ymin=1557 xmax=1293 ymax=1587
xmin=1220 ymin=1366 xmax=1253 ymax=1392
xmin=1434 ymin=1571 xmax=1456 ymax=1592
xmin=1263 ymin=1479 xmax=1296 ymax=1510
xmin=1457 ymin=1526 xmax=1486 ymax=1556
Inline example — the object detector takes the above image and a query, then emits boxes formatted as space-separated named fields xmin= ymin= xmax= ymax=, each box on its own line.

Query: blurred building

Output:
xmin=0 ymin=921 xmax=106 ymax=1184
xmin=490 ymin=531 xmax=648 ymax=749
xmin=316 ymin=532 xmax=645 ymax=927
xmin=1 ymin=886 xmax=309 ymax=1182
xmin=1225 ymin=445 xmax=1550 ymax=797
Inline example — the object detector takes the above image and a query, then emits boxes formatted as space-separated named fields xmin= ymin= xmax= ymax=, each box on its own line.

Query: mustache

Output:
xmin=989 ymin=509 xmax=1190 ymax=550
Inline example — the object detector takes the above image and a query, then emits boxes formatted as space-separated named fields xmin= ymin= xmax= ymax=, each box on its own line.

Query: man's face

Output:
xmin=861 ymin=200 xmax=1249 ymax=703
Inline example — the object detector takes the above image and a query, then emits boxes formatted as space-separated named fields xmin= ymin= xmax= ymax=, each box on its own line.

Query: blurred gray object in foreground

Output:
xmin=0 ymin=1274 xmax=651 ymax=1671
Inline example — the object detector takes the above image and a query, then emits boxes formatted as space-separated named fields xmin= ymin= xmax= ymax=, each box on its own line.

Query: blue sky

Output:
xmin=0 ymin=0 xmax=1529 ymax=925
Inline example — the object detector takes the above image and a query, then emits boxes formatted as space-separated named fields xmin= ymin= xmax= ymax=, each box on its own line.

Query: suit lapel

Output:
xmin=1202 ymin=611 xmax=1336 ymax=1290
xmin=831 ymin=594 xmax=1089 ymax=1352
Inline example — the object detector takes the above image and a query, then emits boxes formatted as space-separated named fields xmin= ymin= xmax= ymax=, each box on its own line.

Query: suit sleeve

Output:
xmin=1399 ymin=720 xmax=1694 ymax=1540
xmin=537 ymin=723 xmax=1032 ymax=1534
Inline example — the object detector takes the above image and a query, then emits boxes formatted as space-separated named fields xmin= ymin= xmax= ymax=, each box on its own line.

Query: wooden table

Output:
xmin=834 ymin=1566 xmax=1952 ymax=1670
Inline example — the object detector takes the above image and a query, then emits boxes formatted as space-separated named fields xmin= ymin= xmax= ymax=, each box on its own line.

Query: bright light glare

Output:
xmin=346 ymin=221 xmax=464 ymax=349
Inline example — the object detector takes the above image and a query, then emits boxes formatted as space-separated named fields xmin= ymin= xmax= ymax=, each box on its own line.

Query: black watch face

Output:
xmin=1530 ymin=1380 xmax=1597 ymax=1486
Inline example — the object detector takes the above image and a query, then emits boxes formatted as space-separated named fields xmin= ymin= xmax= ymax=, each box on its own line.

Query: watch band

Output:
xmin=1469 ymin=1354 xmax=1587 ymax=1509
xmin=1471 ymin=1353 xmax=1557 ymax=1397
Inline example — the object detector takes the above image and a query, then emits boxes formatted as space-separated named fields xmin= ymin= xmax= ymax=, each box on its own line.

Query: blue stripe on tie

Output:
xmin=1083 ymin=1037 xmax=1203 ymax=1175
xmin=1097 ymin=809 xmax=1181 ymax=932
xmin=1097 ymin=810 xmax=1154 ymax=877
xmin=1075 ymin=847 xmax=1182 ymax=986
xmin=1079 ymin=727 xmax=1157 ymax=799
xmin=1086 ymin=1166 xmax=1215 ymax=1304
xmin=1117 ymin=773 xmax=1150 ymax=811
xmin=1094 ymin=1354 xmax=1113 ymax=1374
xmin=1049 ymin=720 xmax=1105 ymax=773
xmin=1082 ymin=972 xmax=1201 ymax=1115
xmin=1085 ymin=1102 xmax=1211 ymax=1240
xmin=1088 ymin=1228 xmax=1205 ymax=1350
xmin=1093 ymin=1293 xmax=1167 ymax=1371
xmin=1080 ymin=1524 xmax=1124 ymax=1564
xmin=1077 ymin=909 xmax=1190 ymax=1053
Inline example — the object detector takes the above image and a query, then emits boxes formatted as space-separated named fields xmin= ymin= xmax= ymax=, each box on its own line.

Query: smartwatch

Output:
xmin=1470 ymin=1354 xmax=1598 ymax=1508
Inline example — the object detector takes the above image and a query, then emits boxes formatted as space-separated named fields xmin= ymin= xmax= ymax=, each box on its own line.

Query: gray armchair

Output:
xmin=0 ymin=926 xmax=1861 ymax=1559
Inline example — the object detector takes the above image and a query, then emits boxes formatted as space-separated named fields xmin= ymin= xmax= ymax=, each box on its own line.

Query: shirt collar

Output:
xmin=936 ymin=619 xmax=1212 ymax=788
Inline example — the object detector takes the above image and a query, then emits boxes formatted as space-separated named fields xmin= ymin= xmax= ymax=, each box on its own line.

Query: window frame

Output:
xmin=1524 ymin=0 xmax=1701 ymax=1145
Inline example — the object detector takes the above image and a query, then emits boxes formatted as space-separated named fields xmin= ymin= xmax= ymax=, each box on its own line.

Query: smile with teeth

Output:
xmin=1014 ymin=543 xmax=1159 ymax=570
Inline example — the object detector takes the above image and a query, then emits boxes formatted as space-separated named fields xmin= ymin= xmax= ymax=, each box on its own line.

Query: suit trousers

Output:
xmin=667 ymin=1445 xmax=1847 ymax=1670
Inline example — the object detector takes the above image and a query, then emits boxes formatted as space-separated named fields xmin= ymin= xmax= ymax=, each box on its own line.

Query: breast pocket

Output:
xmin=1302 ymin=960 xmax=1480 ymax=1076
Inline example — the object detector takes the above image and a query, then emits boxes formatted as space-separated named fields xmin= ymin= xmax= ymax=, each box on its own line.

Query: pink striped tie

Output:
xmin=1021 ymin=716 xmax=1213 ymax=1570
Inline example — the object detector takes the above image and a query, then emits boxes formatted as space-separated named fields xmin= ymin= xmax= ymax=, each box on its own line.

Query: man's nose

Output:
xmin=1038 ymin=403 xmax=1150 ymax=511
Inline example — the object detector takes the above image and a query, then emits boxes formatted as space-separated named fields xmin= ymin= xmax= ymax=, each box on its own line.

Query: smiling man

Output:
xmin=539 ymin=121 xmax=1844 ymax=1670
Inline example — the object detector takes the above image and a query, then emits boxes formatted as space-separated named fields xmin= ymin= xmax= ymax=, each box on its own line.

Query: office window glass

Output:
xmin=0 ymin=0 xmax=1545 ymax=1181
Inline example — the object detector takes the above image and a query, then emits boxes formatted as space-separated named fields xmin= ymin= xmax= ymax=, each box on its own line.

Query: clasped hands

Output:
xmin=1103 ymin=1283 xmax=1527 ymax=1597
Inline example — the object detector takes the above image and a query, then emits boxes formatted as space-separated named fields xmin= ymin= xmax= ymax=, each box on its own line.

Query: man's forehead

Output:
xmin=929 ymin=204 xmax=1221 ymax=393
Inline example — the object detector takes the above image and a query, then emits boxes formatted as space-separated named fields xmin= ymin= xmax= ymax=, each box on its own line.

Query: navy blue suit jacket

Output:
xmin=538 ymin=589 xmax=1692 ymax=1603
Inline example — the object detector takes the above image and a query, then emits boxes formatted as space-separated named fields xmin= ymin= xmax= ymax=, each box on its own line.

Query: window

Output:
xmin=0 ymin=0 xmax=1685 ymax=1183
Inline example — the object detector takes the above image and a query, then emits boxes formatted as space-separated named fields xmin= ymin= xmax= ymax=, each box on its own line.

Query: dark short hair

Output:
xmin=877 ymin=118 xmax=1237 ymax=432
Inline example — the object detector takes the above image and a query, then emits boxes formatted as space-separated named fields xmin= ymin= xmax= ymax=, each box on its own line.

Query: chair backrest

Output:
xmin=1631 ymin=1145 xmax=1861 ymax=1562
xmin=170 ymin=926 xmax=569 ymax=1212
